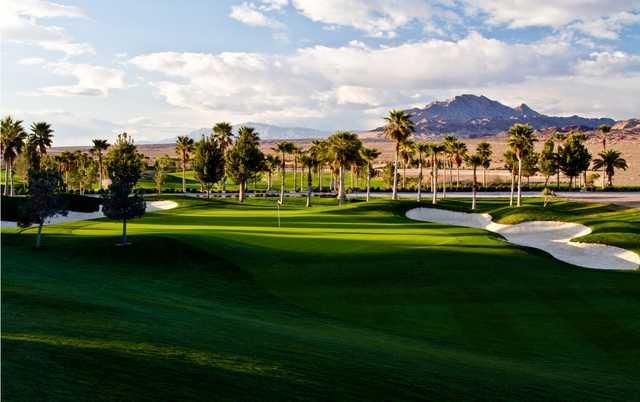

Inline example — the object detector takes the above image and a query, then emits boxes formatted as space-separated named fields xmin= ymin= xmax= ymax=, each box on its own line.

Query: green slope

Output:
xmin=2 ymin=197 xmax=639 ymax=401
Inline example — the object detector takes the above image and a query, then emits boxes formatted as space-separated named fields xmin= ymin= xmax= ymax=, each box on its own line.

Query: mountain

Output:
xmin=374 ymin=94 xmax=615 ymax=137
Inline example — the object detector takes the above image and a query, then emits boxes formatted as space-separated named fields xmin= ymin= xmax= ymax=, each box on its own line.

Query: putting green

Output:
xmin=2 ymin=196 xmax=639 ymax=401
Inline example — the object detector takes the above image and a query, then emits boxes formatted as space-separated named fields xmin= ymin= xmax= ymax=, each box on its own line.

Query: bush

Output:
xmin=62 ymin=193 xmax=101 ymax=213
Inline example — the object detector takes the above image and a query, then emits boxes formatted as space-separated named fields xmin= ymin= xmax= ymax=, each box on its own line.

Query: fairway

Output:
xmin=2 ymin=197 xmax=640 ymax=401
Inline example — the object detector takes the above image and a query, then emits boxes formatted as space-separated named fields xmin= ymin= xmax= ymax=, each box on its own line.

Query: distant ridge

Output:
xmin=372 ymin=94 xmax=615 ymax=137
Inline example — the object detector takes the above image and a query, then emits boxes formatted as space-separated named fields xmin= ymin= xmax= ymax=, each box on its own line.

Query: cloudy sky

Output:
xmin=2 ymin=0 xmax=640 ymax=145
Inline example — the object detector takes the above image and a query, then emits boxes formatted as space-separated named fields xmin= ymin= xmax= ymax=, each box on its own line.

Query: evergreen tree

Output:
xmin=192 ymin=136 xmax=225 ymax=197
xmin=538 ymin=139 xmax=558 ymax=187
xmin=154 ymin=156 xmax=172 ymax=194
xmin=557 ymin=133 xmax=591 ymax=189
xmin=102 ymin=133 xmax=145 ymax=244
xmin=225 ymin=127 xmax=265 ymax=202
xmin=18 ymin=168 xmax=67 ymax=248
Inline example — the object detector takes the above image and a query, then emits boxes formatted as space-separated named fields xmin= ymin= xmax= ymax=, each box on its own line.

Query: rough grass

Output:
xmin=2 ymin=196 xmax=639 ymax=401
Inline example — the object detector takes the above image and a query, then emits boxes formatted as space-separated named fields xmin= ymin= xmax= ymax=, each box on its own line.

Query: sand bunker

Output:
xmin=1 ymin=200 xmax=178 ymax=228
xmin=406 ymin=208 xmax=639 ymax=270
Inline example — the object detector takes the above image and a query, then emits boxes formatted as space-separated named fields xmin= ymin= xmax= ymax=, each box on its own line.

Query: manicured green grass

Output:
xmin=2 ymin=196 xmax=639 ymax=401
xmin=137 ymin=169 xmax=387 ymax=192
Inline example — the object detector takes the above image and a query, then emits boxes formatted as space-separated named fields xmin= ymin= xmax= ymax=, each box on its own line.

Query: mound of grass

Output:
xmin=2 ymin=196 xmax=639 ymax=401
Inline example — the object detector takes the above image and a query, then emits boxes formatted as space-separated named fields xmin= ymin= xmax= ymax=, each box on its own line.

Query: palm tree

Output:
xmin=399 ymin=140 xmax=414 ymax=190
xmin=264 ymin=154 xmax=280 ymax=192
xmin=592 ymin=149 xmax=627 ymax=187
xmin=383 ymin=110 xmax=414 ymax=200
xmin=310 ymin=140 xmax=328 ymax=191
xmin=328 ymin=131 xmax=362 ymax=205
xmin=213 ymin=122 xmax=234 ymax=192
xmin=299 ymin=151 xmax=319 ymax=207
xmin=450 ymin=140 xmax=468 ymax=188
xmin=291 ymin=145 xmax=302 ymax=192
xmin=507 ymin=123 xmax=536 ymax=207
xmin=29 ymin=121 xmax=54 ymax=156
xmin=91 ymin=139 xmax=109 ymax=190
xmin=413 ymin=142 xmax=430 ymax=202
xmin=552 ymin=131 xmax=566 ymax=189
xmin=360 ymin=147 xmax=380 ymax=202
xmin=175 ymin=136 xmax=195 ymax=193
xmin=465 ymin=153 xmax=483 ymax=210
xmin=1 ymin=116 xmax=27 ymax=196
xmin=273 ymin=141 xmax=295 ymax=203
xmin=443 ymin=135 xmax=457 ymax=191
xmin=427 ymin=142 xmax=444 ymax=205
xmin=597 ymin=124 xmax=612 ymax=189
xmin=476 ymin=142 xmax=492 ymax=187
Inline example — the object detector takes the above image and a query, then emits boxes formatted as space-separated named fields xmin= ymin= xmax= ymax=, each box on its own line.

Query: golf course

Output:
xmin=2 ymin=196 xmax=639 ymax=401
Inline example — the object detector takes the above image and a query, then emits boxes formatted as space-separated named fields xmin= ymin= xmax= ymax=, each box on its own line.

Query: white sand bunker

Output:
xmin=406 ymin=208 xmax=640 ymax=270
xmin=1 ymin=200 xmax=178 ymax=228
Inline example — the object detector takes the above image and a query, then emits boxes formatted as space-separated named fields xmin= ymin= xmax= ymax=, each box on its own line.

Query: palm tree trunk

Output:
xmin=306 ymin=168 xmax=312 ymax=207
xmin=239 ymin=179 xmax=245 ymax=202
xmin=483 ymin=167 xmax=487 ymax=188
xmin=366 ymin=163 xmax=371 ymax=202
xmin=338 ymin=165 xmax=345 ymax=205
xmin=98 ymin=156 xmax=104 ymax=190
xmin=509 ymin=168 xmax=515 ymax=207
xmin=472 ymin=167 xmax=477 ymax=210
xmin=516 ymin=158 xmax=522 ymax=207
xmin=456 ymin=165 xmax=460 ymax=188
xmin=280 ymin=156 xmax=285 ymax=204
xmin=556 ymin=170 xmax=560 ymax=190
xmin=182 ymin=157 xmax=186 ymax=193
xmin=3 ymin=160 xmax=8 ymax=195
xmin=392 ymin=143 xmax=399 ymax=200
xmin=432 ymin=155 xmax=437 ymax=205
xmin=36 ymin=223 xmax=44 ymax=248
xmin=441 ymin=158 xmax=447 ymax=199
xmin=601 ymin=140 xmax=606 ymax=190
xmin=293 ymin=159 xmax=297 ymax=193
xmin=318 ymin=167 xmax=322 ymax=192
xmin=417 ymin=160 xmax=422 ymax=202
xmin=402 ymin=160 xmax=406 ymax=190
xmin=9 ymin=161 xmax=14 ymax=196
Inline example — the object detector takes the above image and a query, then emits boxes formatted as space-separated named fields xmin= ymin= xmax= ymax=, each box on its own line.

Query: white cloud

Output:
xmin=0 ymin=0 xmax=94 ymax=56
xmin=290 ymin=0 xmax=451 ymax=38
xmin=230 ymin=2 xmax=285 ymax=29
xmin=23 ymin=62 xmax=126 ymax=97
xmin=466 ymin=0 xmax=640 ymax=39
xmin=259 ymin=0 xmax=288 ymax=11
xmin=18 ymin=57 xmax=46 ymax=65
xmin=575 ymin=51 xmax=640 ymax=76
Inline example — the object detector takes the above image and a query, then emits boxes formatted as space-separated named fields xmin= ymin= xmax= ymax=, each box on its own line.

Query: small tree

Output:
xmin=538 ymin=139 xmax=558 ymax=188
xmin=299 ymin=151 xmax=319 ymax=207
xmin=592 ymin=149 xmax=627 ymax=187
xmin=175 ymin=136 xmax=195 ymax=193
xmin=360 ymin=147 xmax=380 ymax=202
xmin=226 ymin=127 xmax=265 ymax=202
xmin=557 ymin=133 xmax=591 ymax=189
xmin=102 ymin=133 xmax=145 ymax=245
xmin=18 ymin=168 xmax=67 ymax=248
xmin=507 ymin=123 xmax=536 ymax=207
xmin=192 ymin=137 xmax=225 ymax=197
xmin=413 ymin=142 xmax=429 ymax=202
xmin=154 ymin=155 xmax=171 ymax=194
xmin=476 ymin=142 xmax=492 ymax=188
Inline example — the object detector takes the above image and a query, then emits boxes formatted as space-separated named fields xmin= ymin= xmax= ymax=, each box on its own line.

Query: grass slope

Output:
xmin=2 ymin=196 xmax=639 ymax=401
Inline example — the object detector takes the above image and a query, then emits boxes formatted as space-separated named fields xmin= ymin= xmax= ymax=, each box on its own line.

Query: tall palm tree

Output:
xmin=299 ymin=151 xmax=319 ymax=207
xmin=450 ymin=140 xmax=468 ymax=188
xmin=91 ymin=139 xmax=109 ymax=190
xmin=443 ymin=134 xmax=457 ymax=191
xmin=592 ymin=149 xmax=627 ymax=187
xmin=465 ymin=153 xmax=483 ymax=210
xmin=427 ymin=142 xmax=444 ymax=205
xmin=264 ymin=154 xmax=280 ymax=191
xmin=310 ymin=140 xmax=328 ymax=192
xmin=383 ymin=110 xmax=414 ymax=200
xmin=413 ymin=142 xmax=430 ymax=202
xmin=1 ymin=116 xmax=27 ymax=196
xmin=507 ymin=123 xmax=536 ymax=207
xmin=273 ymin=141 xmax=295 ymax=203
xmin=360 ymin=147 xmax=380 ymax=202
xmin=328 ymin=131 xmax=362 ymax=205
xmin=175 ymin=136 xmax=195 ymax=193
xmin=291 ymin=145 xmax=302 ymax=192
xmin=476 ymin=141 xmax=492 ymax=188
xmin=399 ymin=140 xmax=414 ymax=190
xmin=29 ymin=121 xmax=54 ymax=159
xmin=213 ymin=122 xmax=234 ymax=192
xmin=597 ymin=124 xmax=612 ymax=189
xmin=552 ymin=131 xmax=566 ymax=189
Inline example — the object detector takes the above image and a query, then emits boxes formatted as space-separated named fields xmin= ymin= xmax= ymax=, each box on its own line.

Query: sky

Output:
xmin=2 ymin=0 xmax=640 ymax=146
